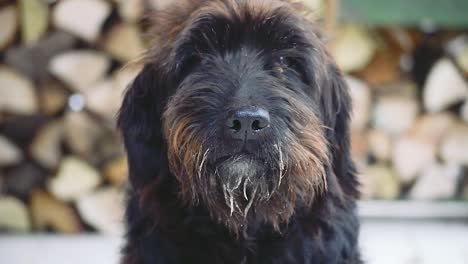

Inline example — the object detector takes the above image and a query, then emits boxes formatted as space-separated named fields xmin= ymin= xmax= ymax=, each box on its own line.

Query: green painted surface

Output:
xmin=340 ymin=0 xmax=468 ymax=28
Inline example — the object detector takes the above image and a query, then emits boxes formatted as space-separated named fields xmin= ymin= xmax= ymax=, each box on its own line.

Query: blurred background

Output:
xmin=0 ymin=0 xmax=467 ymax=263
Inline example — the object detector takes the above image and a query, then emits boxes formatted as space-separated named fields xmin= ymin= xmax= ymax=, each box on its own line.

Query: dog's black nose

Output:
xmin=227 ymin=108 xmax=270 ymax=140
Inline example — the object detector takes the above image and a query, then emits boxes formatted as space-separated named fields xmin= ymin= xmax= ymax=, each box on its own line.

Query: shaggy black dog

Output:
xmin=118 ymin=0 xmax=361 ymax=263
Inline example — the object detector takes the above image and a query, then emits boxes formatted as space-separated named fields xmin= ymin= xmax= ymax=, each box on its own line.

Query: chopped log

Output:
xmin=103 ymin=156 xmax=128 ymax=186
xmin=31 ymin=190 xmax=82 ymax=233
xmin=373 ymin=95 xmax=419 ymax=135
xmin=392 ymin=136 xmax=436 ymax=183
xmin=440 ymin=124 xmax=468 ymax=165
xmin=30 ymin=121 xmax=63 ymax=169
xmin=53 ymin=0 xmax=111 ymax=42
xmin=48 ymin=157 xmax=101 ymax=201
xmin=0 ymin=196 xmax=31 ymax=232
xmin=19 ymin=0 xmax=49 ymax=45
xmin=49 ymin=50 xmax=111 ymax=92
xmin=0 ymin=135 xmax=22 ymax=167
xmin=103 ymin=23 xmax=145 ymax=62
xmin=117 ymin=0 xmax=144 ymax=23
xmin=76 ymin=187 xmax=124 ymax=235
xmin=0 ymin=6 xmax=18 ymax=51
xmin=410 ymin=163 xmax=461 ymax=200
xmin=346 ymin=76 xmax=371 ymax=130
xmin=331 ymin=24 xmax=377 ymax=72
xmin=423 ymin=59 xmax=468 ymax=112
xmin=0 ymin=67 xmax=38 ymax=114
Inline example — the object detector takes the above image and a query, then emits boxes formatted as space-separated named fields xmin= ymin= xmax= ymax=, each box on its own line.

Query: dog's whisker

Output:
xmin=243 ymin=179 xmax=249 ymax=200
xmin=234 ymin=200 xmax=241 ymax=213
xmin=229 ymin=193 xmax=234 ymax=216
xmin=320 ymin=169 xmax=328 ymax=191
xmin=222 ymin=184 xmax=231 ymax=208
xmin=243 ymin=187 xmax=257 ymax=217
xmin=221 ymin=183 xmax=236 ymax=216
xmin=275 ymin=143 xmax=285 ymax=188
xmin=198 ymin=148 xmax=210 ymax=179
xmin=319 ymin=124 xmax=334 ymax=131
xmin=232 ymin=174 xmax=243 ymax=191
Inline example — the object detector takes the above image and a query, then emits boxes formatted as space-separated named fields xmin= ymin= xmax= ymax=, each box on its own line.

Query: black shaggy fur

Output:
xmin=118 ymin=0 xmax=362 ymax=263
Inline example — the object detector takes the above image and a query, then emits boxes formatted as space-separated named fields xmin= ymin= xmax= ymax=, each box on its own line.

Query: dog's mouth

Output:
xmin=214 ymin=154 xmax=263 ymax=177
xmin=213 ymin=150 xmax=258 ymax=164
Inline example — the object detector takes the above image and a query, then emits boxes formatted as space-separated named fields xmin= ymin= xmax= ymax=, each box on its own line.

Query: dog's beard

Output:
xmin=165 ymin=113 xmax=330 ymax=236
xmin=216 ymin=154 xmax=279 ymax=218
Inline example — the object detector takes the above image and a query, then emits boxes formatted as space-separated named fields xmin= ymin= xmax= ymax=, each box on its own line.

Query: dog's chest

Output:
xmin=179 ymin=230 xmax=332 ymax=264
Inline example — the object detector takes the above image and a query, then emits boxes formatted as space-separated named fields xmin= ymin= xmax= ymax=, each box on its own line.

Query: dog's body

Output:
xmin=118 ymin=1 xmax=362 ymax=263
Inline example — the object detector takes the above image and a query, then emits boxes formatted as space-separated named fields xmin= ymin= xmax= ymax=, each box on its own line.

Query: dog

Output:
xmin=118 ymin=0 xmax=362 ymax=263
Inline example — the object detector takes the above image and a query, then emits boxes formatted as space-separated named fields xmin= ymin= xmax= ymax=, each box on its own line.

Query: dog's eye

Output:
xmin=274 ymin=56 xmax=289 ymax=74
xmin=272 ymin=55 xmax=307 ymax=83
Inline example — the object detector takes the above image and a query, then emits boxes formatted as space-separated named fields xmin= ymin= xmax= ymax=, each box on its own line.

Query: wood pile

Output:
xmin=331 ymin=27 xmax=468 ymax=201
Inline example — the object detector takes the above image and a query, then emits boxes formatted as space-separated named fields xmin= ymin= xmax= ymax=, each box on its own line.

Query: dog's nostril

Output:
xmin=251 ymin=119 xmax=265 ymax=131
xmin=230 ymin=119 xmax=242 ymax=132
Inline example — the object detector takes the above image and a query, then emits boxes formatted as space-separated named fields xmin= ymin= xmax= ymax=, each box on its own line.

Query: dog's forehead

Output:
xmin=177 ymin=2 xmax=311 ymax=56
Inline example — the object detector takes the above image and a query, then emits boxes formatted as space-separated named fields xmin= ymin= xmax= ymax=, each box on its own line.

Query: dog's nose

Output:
xmin=226 ymin=108 xmax=270 ymax=140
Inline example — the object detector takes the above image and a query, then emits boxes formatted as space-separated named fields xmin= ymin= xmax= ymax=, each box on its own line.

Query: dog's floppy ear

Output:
xmin=118 ymin=64 xmax=168 ymax=190
xmin=320 ymin=61 xmax=360 ymax=198
xmin=117 ymin=1 xmax=206 ymax=190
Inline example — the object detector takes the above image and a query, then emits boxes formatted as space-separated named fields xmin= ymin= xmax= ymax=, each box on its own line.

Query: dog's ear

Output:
xmin=118 ymin=64 xmax=168 ymax=190
xmin=320 ymin=63 xmax=351 ymax=133
xmin=320 ymin=61 xmax=360 ymax=198
xmin=117 ymin=1 xmax=206 ymax=190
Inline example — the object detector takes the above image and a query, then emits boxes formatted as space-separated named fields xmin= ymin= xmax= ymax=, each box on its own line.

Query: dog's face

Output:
xmin=119 ymin=0 xmax=355 ymax=235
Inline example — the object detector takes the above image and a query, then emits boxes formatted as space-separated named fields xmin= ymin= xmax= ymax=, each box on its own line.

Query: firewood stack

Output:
xmin=331 ymin=26 xmax=468 ymax=201
xmin=0 ymin=0 xmax=467 ymax=234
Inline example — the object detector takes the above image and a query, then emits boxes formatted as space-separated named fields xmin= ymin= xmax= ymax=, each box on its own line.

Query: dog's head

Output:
xmin=119 ymin=0 xmax=358 ymax=235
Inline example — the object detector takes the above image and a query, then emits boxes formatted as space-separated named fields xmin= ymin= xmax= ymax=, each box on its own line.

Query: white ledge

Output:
xmin=358 ymin=200 xmax=468 ymax=219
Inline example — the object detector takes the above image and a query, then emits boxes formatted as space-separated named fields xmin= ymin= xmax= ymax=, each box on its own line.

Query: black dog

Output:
xmin=118 ymin=0 xmax=361 ymax=263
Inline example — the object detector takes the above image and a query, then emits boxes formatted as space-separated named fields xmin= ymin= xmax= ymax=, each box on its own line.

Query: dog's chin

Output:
xmin=201 ymin=154 xmax=281 ymax=232
xmin=217 ymin=155 xmax=262 ymax=183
